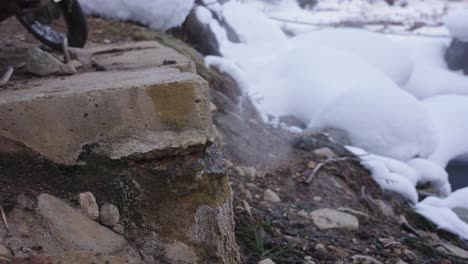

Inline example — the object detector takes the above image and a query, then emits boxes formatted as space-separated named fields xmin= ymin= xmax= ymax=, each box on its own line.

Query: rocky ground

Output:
xmin=1 ymin=15 xmax=468 ymax=264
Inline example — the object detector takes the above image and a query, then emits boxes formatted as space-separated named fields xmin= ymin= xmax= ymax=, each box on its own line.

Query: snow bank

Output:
xmin=392 ymin=36 xmax=468 ymax=98
xmin=80 ymin=0 xmax=194 ymax=31
xmin=347 ymin=146 xmax=451 ymax=203
xmin=444 ymin=9 xmax=468 ymax=42
xmin=417 ymin=187 xmax=468 ymax=240
xmin=416 ymin=203 xmax=468 ymax=240
xmin=291 ymin=29 xmax=413 ymax=86
xmin=423 ymin=95 xmax=468 ymax=167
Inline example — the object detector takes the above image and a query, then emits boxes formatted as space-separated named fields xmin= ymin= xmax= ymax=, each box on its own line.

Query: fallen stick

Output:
xmin=63 ymin=37 xmax=71 ymax=63
xmin=0 ymin=205 xmax=9 ymax=231
xmin=306 ymin=156 xmax=358 ymax=183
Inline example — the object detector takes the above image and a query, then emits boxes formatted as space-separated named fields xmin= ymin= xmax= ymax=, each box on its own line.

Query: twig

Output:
xmin=0 ymin=66 xmax=14 ymax=87
xmin=384 ymin=241 xmax=401 ymax=248
xmin=360 ymin=186 xmax=378 ymax=214
xmin=0 ymin=205 xmax=9 ymax=231
xmin=399 ymin=215 xmax=421 ymax=237
xmin=270 ymin=15 xmax=450 ymax=38
xmin=63 ymin=37 xmax=71 ymax=63
xmin=306 ymin=157 xmax=358 ymax=183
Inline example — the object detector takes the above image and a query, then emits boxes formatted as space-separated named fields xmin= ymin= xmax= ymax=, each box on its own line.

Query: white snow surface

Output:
xmin=423 ymin=95 xmax=468 ymax=168
xmin=416 ymin=203 xmax=468 ymax=240
xmin=290 ymin=29 xmax=414 ymax=86
xmin=80 ymin=0 xmax=194 ymax=31
xmin=393 ymin=36 xmax=468 ymax=98
xmin=444 ymin=9 xmax=468 ymax=42
xmin=417 ymin=187 xmax=468 ymax=240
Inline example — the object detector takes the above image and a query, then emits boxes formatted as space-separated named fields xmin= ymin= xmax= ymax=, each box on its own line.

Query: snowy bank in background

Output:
xmin=290 ymin=29 xmax=413 ymax=86
xmin=393 ymin=36 xmax=468 ymax=98
xmin=80 ymin=0 xmax=194 ymax=31
xmin=444 ymin=9 xmax=468 ymax=42
xmin=217 ymin=7 xmax=436 ymax=162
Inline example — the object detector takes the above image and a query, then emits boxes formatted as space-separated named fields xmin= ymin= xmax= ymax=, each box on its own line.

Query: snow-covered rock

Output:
xmin=80 ymin=0 xmax=195 ymax=31
xmin=444 ymin=9 xmax=468 ymax=42
xmin=291 ymin=29 xmax=413 ymax=86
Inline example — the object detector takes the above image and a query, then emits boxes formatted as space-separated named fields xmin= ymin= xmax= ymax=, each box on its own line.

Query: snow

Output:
xmin=195 ymin=6 xmax=213 ymax=25
xmin=289 ymin=29 xmax=414 ymax=86
xmin=420 ymin=187 xmax=468 ymax=209
xmin=416 ymin=203 xmax=468 ymax=240
xmin=347 ymin=146 xmax=451 ymax=202
xmin=444 ymin=9 xmax=468 ymax=42
xmin=80 ymin=0 xmax=194 ymax=31
xmin=423 ymin=95 xmax=468 ymax=168
xmin=417 ymin=187 xmax=468 ymax=240
xmin=361 ymin=158 xmax=419 ymax=204
xmin=205 ymin=55 xmax=249 ymax=98
xmin=393 ymin=36 xmax=468 ymax=98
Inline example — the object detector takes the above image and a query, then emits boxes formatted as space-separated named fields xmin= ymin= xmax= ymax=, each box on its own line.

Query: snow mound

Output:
xmin=423 ymin=95 xmax=468 ymax=167
xmin=80 ymin=0 xmax=194 ymax=31
xmin=347 ymin=147 xmax=451 ymax=203
xmin=417 ymin=187 xmax=468 ymax=240
xmin=291 ymin=29 xmax=413 ymax=86
xmin=444 ymin=9 xmax=468 ymax=42
xmin=416 ymin=203 xmax=468 ymax=240
xmin=393 ymin=36 xmax=468 ymax=98
xmin=361 ymin=159 xmax=419 ymax=203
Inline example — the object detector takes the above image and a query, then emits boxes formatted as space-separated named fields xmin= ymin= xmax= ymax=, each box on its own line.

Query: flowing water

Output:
xmin=446 ymin=159 xmax=468 ymax=191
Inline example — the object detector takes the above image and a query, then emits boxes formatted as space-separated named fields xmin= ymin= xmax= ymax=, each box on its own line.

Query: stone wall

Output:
xmin=0 ymin=41 xmax=239 ymax=263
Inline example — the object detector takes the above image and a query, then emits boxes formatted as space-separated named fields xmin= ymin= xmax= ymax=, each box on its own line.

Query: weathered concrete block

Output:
xmin=0 ymin=67 xmax=213 ymax=164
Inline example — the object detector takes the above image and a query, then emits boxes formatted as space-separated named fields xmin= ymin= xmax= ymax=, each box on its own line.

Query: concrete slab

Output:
xmin=90 ymin=41 xmax=197 ymax=74
xmin=0 ymin=42 xmax=214 ymax=164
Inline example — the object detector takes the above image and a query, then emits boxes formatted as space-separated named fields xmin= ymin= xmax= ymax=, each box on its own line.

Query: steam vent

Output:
xmin=0 ymin=41 xmax=239 ymax=263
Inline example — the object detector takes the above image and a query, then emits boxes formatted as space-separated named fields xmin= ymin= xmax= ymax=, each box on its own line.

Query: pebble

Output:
xmin=69 ymin=47 xmax=93 ymax=66
xmin=315 ymin=243 xmax=327 ymax=253
xmin=112 ymin=224 xmax=125 ymax=235
xmin=246 ymin=183 xmax=257 ymax=189
xmin=234 ymin=166 xmax=246 ymax=177
xmin=100 ymin=203 xmax=120 ymax=226
xmin=0 ymin=245 xmax=12 ymax=261
xmin=351 ymin=255 xmax=384 ymax=264
xmin=337 ymin=207 xmax=369 ymax=223
xmin=310 ymin=208 xmax=359 ymax=231
xmin=25 ymin=47 xmax=76 ymax=76
xmin=165 ymin=241 xmax=198 ymax=263
xmin=79 ymin=192 xmax=100 ymax=220
xmin=312 ymin=147 xmax=337 ymax=159
xmin=258 ymin=258 xmax=275 ymax=264
xmin=263 ymin=189 xmax=281 ymax=203
xmin=297 ymin=209 xmax=309 ymax=218
xmin=243 ymin=200 xmax=252 ymax=216
xmin=329 ymin=245 xmax=348 ymax=258
xmin=313 ymin=196 xmax=322 ymax=202
xmin=242 ymin=166 xmax=257 ymax=178
xmin=16 ymin=194 xmax=35 ymax=210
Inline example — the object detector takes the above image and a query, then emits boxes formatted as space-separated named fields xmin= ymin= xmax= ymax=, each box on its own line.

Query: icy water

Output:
xmin=446 ymin=159 xmax=468 ymax=191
